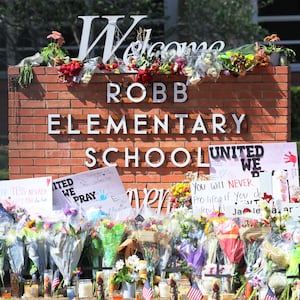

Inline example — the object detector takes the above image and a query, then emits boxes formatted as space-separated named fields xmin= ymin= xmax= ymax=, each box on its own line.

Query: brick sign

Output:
xmin=7 ymin=66 xmax=290 ymax=211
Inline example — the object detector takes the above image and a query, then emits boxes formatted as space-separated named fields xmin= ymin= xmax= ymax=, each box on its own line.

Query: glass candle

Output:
xmin=112 ymin=291 xmax=123 ymax=300
xmin=10 ymin=273 xmax=20 ymax=297
xmin=159 ymin=280 xmax=170 ymax=298
xmin=78 ymin=279 xmax=93 ymax=298
xmin=67 ymin=286 xmax=75 ymax=299
xmin=43 ymin=269 xmax=53 ymax=297
xmin=24 ymin=280 xmax=39 ymax=297
xmin=1 ymin=288 xmax=12 ymax=298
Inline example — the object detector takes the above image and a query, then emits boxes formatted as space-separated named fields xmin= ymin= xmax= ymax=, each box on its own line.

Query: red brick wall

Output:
xmin=7 ymin=66 xmax=291 ymax=202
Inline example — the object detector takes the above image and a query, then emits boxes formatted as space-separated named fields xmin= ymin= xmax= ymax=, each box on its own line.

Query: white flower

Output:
xmin=127 ymin=254 xmax=140 ymax=270
xmin=115 ymin=259 xmax=125 ymax=271
xmin=207 ymin=67 xmax=219 ymax=78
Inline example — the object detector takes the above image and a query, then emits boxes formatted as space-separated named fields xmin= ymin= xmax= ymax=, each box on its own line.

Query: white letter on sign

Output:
xmin=107 ymin=82 xmax=121 ymax=103
xmin=48 ymin=114 xmax=61 ymax=134
xmin=153 ymin=82 xmax=167 ymax=103
xmin=78 ymin=15 xmax=147 ymax=62
xmin=174 ymin=82 xmax=187 ymax=103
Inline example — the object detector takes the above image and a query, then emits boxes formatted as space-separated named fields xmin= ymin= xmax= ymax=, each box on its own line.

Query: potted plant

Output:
xmin=261 ymin=33 xmax=296 ymax=65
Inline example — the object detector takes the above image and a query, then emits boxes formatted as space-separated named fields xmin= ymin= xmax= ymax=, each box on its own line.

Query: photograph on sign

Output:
xmin=52 ymin=166 xmax=133 ymax=220
xmin=0 ymin=176 xmax=53 ymax=218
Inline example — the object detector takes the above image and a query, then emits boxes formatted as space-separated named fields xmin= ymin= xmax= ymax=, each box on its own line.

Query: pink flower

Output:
xmin=47 ymin=31 xmax=65 ymax=48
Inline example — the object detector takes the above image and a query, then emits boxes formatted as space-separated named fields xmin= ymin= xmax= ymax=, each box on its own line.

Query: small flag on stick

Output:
xmin=52 ymin=269 xmax=60 ymax=292
xmin=264 ymin=286 xmax=277 ymax=300
xmin=187 ymin=281 xmax=203 ymax=300
xmin=142 ymin=279 xmax=153 ymax=300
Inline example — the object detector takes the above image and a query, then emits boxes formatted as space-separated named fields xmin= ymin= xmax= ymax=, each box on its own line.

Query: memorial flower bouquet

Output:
xmin=57 ymin=59 xmax=84 ymax=86
xmin=261 ymin=33 xmax=296 ymax=64
xmin=19 ymin=218 xmax=50 ymax=277
xmin=97 ymin=219 xmax=126 ymax=268
xmin=169 ymin=171 xmax=199 ymax=210
xmin=183 ymin=50 xmax=223 ymax=84
xmin=5 ymin=227 xmax=26 ymax=277
xmin=135 ymin=215 xmax=167 ymax=287
xmin=217 ymin=43 xmax=258 ymax=76
xmin=141 ymin=241 xmax=160 ymax=287
xmin=168 ymin=207 xmax=207 ymax=277
xmin=41 ymin=31 xmax=68 ymax=66
xmin=0 ymin=239 xmax=6 ymax=287
xmin=169 ymin=180 xmax=191 ymax=209
xmin=111 ymin=254 xmax=140 ymax=284
xmin=47 ymin=221 xmax=87 ymax=286
xmin=216 ymin=219 xmax=244 ymax=265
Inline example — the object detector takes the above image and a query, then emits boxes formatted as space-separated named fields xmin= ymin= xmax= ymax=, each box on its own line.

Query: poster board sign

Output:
xmin=191 ymin=177 xmax=260 ymax=217
xmin=0 ymin=176 xmax=52 ymax=217
xmin=209 ymin=142 xmax=299 ymax=201
xmin=52 ymin=166 xmax=133 ymax=220
xmin=225 ymin=202 xmax=300 ymax=220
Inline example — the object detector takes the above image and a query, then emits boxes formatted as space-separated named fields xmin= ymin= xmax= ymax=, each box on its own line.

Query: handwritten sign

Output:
xmin=225 ymin=202 xmax=300 ymax=219
xmin=209 ymin=142 xmax=299 ymax=186
xmin=52 ymin=166 xmax=133 ymax=220
xmin=0 ymin=176 xmax=52 ymax=217
xmin=191 ymin=177 xmax=261 ymax=217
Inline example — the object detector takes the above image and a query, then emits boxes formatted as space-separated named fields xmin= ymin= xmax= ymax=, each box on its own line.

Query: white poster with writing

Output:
xmin=191 ymin=177 xmax=300 ymax=219
xmin=0 ymin=176 xmax=53 ymax=217
xmin=191 ymin=177 xmax=261 ymax=217
xmin=209 ymin=142 xmax=299 ymax=202
xmin=52 ymin=166 xmax=133 ymax=220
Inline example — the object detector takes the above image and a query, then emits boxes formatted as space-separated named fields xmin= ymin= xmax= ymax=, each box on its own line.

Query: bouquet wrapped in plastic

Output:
xmin=216 ymin=219 xmax=244 ymax=265
xmin=19 ymin=218 xmax=50 ymax=278
xmin=98 ymin=219 xmax=126 ymax=268
xmin=47 ymin=221 xmax=87 ymax=286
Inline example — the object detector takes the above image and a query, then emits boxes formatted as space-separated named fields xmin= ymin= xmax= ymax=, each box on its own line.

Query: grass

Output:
xmin=0 ymin=144 xmax=8 ymax=180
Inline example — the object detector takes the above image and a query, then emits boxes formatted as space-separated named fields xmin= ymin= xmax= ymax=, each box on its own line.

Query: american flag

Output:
xmin=187 ymin=281 xmax=203 ymax=300
xmin=52 ymin=269 xmax=60 ymax=292
xmin=264 ymin=286 xmax=277 ymax=300
xmin=142 ymin=279 xmax=153 ymax=300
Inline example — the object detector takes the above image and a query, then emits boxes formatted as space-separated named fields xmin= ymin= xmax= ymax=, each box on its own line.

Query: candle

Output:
xmin=78 ymin=279 xmax=93 ymax=298
xmin=67 ymin=286 xmax=75 ymax=299
xmin=43 ymin=269 xmax=53 ymax=297
xmin=112 ymin=291 xmax=123 ymax=300
xmin=159 ymin=280 xmax=170 ymax=298
xmin=24 ymin=281 xmax=39 ymax=297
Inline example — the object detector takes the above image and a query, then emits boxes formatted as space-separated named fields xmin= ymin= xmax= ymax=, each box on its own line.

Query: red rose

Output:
xmin=136 ymin=68 xmax=152 ymax=84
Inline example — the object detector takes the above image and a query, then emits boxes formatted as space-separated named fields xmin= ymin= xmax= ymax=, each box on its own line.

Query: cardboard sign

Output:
xmin=0 ymin=176 xmax=52 ymax=217
xmin=52 ymin=166 xmax=133 ymax=220
xmin=191 ymin=177 xmax=261 ymax=217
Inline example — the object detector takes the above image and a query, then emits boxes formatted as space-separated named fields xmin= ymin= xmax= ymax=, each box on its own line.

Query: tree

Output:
xmin=175 ymin=0 xmax=273 ymax=49
xmin=0 ymin=0 xmax=165 ymax=67
xmin=0 ymin=0 xmax=273 ymax=68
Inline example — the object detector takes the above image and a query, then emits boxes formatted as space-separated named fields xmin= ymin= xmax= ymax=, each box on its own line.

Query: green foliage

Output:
xmin=176 ymin=0 xmax=270 ymax=49
xmin=18 ymin=64 xmax=34 ymax=88
xmin=40 ymin=43 xmax=68 ymax=65
xmin=291 ymin=86 xmax=300 ymax=141
xmin=0 ymin=0 xmax=164 ymax=62
xmin=0 ymin=145 xmax=8 ymax=180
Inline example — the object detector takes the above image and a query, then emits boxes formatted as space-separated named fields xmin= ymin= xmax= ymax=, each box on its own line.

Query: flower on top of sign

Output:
xmin=16 ymin=15 xmax=297 ymax=89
